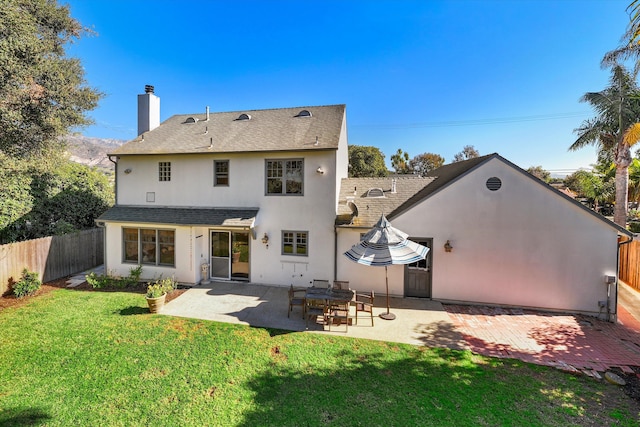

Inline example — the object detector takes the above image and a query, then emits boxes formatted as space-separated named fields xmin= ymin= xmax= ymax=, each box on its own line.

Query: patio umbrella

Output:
xmin=344 ymin=214 xmax=429 ymax=320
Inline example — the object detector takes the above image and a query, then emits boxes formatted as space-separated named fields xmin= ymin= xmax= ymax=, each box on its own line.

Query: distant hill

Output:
xmin=64 ymin=135 xmax=127 ymax=172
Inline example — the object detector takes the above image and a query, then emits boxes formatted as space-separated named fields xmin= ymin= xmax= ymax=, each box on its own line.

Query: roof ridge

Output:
xmin=173 ymin=104 xmax=346 ymax=118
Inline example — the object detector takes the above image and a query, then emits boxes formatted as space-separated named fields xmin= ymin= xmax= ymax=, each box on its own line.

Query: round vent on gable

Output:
xmin=486 ymin=177 xmax=502 ymax=191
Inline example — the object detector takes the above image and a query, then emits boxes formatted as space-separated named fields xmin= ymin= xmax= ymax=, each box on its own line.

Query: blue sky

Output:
xmin=64 ymin=0 xmax=632 ymax=174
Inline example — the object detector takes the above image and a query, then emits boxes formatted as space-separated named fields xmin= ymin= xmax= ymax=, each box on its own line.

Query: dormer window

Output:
xmin=365 ymin=188 xmax=385 ymax=198
xmin=236 ymin=113 xmax=251 ymax=121
xmin=295 ymin=110 xmax=312 ymax=118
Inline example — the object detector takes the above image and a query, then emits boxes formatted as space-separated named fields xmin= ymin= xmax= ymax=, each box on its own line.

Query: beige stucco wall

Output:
xmin=337 ymin=157 xmax=620 ymax=317
xmin=106 ymin=149 xmax=340 ymax=286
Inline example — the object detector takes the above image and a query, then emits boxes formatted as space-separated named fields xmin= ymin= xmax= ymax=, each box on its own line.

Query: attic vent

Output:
xmin=236 ymin=113 xmax=251 ymax=121
xmin=295 ymin=110 xmax=312 ymax=118
xmin=185 ymin=117 xmax=198 ymax=124
xmin=486 ymin=177 xmax=502 ymax=191
xmin=365 ymin=188 xmax=385 ymax=198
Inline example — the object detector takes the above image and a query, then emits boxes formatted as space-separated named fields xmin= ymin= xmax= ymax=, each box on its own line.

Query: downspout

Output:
xmin=108 ymin=155 xmax=118 ymax=206
xmin=334 ymin=226 xmax=338 ymax=282
xmin=104 ymin=155 xmax=119 ymax=275
xmin=614 ymin=235 xmax=634 ymax=322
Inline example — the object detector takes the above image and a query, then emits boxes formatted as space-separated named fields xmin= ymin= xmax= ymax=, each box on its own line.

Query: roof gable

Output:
xmin=111 ymin=104 xmax=346 ymax=156
xmin=391 ymin=153 xmax=633 ymax=237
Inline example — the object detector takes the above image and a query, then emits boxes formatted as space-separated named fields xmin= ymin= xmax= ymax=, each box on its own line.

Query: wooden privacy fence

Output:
xmin=619 ymin=238 xmax=640 ymax=292
xmin=0 ymin=228 xmax=103 ymax=295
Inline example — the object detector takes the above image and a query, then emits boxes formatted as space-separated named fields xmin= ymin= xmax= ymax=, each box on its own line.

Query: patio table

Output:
xmin=305 ymin=287 xmax=354 ymax=304
xmin=305 ymin=287 xmax=354 ymax=329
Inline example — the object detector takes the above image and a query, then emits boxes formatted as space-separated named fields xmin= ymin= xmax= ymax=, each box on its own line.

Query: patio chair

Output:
xmin=332 ymin=280 xmax=349 ymax=290
xmin=305 ymin=297 xmax=327 ymax=328
xmin=288 ymin=285 xmax=306 ymax=318
xmin=327 ymin=299 xmax=350 ymax=332
xmin=311 ymin=279 xmax=330 ymax=288
xmin=353 ymin=290 xmax=374 ymax=326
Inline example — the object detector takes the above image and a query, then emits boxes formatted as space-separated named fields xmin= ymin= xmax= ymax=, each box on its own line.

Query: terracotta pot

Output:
xmin=146 ymin=293 xmax=166 ymax=313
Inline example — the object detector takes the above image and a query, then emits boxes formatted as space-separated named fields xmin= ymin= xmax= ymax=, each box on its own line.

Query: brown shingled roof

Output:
xmin=110 ymin=104 xmax=345 ymax=155
xmin=336 ymin=176 xmax=434 ymax=227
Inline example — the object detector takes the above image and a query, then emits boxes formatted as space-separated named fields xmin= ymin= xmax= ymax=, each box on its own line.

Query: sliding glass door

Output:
xmin=210 ymin=231 xmax=250 ymax=281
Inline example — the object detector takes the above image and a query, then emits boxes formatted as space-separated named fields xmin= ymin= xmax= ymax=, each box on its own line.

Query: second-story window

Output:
xmin=214 ymin=160 xmax=229 ymax=186
xmin=266 ymin=159 xmax=303 ymax=195
xmin=159 ymin=162 xmax=171 ymax=182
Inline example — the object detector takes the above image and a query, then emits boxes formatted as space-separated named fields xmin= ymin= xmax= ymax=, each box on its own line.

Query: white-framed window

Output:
xmin=159 ymin=162 xmax=171 ymax=182
xmin=214 ymin=160 xmax=229 ymax=186
xmin=266 ymin=159 xmax=303 ymax=195
xmin=282 ymin=230 xmax=308 ymax=256
xmin=123 ymin=228 xmax=175 ymax=266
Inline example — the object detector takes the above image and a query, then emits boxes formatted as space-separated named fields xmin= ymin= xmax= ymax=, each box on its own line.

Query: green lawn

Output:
xmin=1 ymin=288 xmax=638 ymax=427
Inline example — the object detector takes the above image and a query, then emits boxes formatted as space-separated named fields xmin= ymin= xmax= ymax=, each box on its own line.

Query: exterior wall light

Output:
xmin=261 ymin=233 xmax=269 ymax=248
xmin=124 ymin=168 xmax=132 ymax=174
xmin=316 ymin=167 xmax=324 ymax=174
xmin=444 ymin=240 xmax=453 ymax=252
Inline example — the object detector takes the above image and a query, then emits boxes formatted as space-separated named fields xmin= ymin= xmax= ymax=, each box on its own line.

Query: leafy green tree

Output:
xmin=409 ymin=152 xmax=445 ymax=176
xmin=390 ymin=149 xmax=412 ymax=174
xmin=0 ymin=152 xmax=113 ymax=243
xmin=564 ymin=169 xmax=614 ymax=213
xmin=628 ymin=158 xmax=640 ymax=203
xmin=526 ymin=166 xmax=552 ymax=183
xmin=0 ymin=0 xmax=102 ymax=157
xmin=452 ymin=145 xmax=480 ymax=162
xmin=348 ymin=145 xmax=388 ymax=177
xmin=570 ymin=65 xmax=640 ymax=226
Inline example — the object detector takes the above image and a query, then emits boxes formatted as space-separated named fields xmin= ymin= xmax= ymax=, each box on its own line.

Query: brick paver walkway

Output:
xmin=444 ymin=304 xmax=640 ymax=374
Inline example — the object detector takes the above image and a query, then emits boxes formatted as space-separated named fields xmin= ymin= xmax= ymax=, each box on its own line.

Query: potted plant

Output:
xmin=145 ymin=277 xmax=177 ymax=313
xmin=145 ymin=283 xmax=166 ymax=313
xmin=232 ymin=242 xmax=242 ymax=263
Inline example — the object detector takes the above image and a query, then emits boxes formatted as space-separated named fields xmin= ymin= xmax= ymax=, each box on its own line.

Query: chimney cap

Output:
xmin=144 ymin=85 xmax=155 ymax=94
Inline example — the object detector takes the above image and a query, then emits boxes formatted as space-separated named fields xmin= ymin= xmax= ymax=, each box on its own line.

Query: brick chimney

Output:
xmin=137 ymin=84 xmax=160 ymax=135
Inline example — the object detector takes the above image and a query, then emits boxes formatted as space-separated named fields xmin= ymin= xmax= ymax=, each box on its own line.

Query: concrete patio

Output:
xmin=160 ymin=280 xmax=640 ymax=374
xmin=161 ymin=281 xmax=468 ymax=349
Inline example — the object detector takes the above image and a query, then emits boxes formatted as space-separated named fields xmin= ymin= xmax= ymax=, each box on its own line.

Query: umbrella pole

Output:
xmin=379 ymin=265 xmax=396 ymax=320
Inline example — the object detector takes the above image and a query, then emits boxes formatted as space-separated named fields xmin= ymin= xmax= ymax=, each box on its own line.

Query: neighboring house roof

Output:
xmin=97 ymin=206 xmax=258 ymax=227
xmin=390 ymin=153 xmax=634 ymax=237
xmin=557 ymin=187 xmax=577 ymax=198
xmin=110 ymin=104 xmax=346 ymax=156
xmin=336 ymin=176 xmax=435 ymax=227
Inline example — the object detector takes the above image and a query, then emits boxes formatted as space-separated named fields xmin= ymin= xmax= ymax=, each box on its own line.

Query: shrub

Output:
xmin=629 ymin=222 xmax=640 ymax=233
xmin=86 ymin=266 xmax=143 ymax=289
xmin=13 ymin=268 xmax=41 ymax=298
xmin=86 ymin=271 xmax=112 ymax=289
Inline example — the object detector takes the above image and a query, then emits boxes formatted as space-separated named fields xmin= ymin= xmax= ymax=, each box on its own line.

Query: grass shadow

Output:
xmin=0 ymin=407 xmax=51 ymax=426
xmin=116 ymin=306 xmax=148 ymax=316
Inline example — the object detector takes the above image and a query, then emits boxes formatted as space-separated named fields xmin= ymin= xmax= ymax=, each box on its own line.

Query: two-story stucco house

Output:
xmin=98 ymin=87 xmax=633 ymax=321
xmin=98 ymin=86 xmax=348 ymax=287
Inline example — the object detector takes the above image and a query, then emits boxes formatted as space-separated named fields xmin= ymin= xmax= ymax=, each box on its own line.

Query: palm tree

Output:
xmin=602 ymin=1 xmax=640 ymax=70
xmin=570 ymin=65 xmax=640 ymax=226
